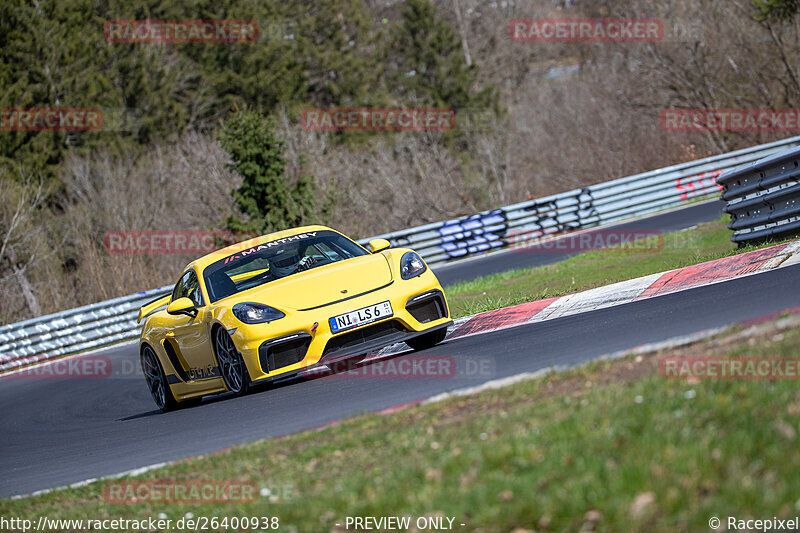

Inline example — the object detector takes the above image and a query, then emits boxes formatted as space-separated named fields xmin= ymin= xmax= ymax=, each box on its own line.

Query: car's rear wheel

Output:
xmin=405 ymin=327 xmax=448 ymax=351
xmin=214 ymin=327 xmax=250 ymax=395
xmin=141 ymin=345 xmax=177 ymax=412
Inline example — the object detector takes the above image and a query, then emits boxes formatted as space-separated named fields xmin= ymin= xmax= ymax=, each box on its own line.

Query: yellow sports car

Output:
xmin=137 ymin=225 xmax=452 ymax=411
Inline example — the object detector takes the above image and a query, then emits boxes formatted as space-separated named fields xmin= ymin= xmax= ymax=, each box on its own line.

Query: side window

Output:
xmin=311 ymin=242 xmax=343 ymax=262
xmin=171 ymin=270 xmax=204 ymax=307
xmin=171 ymin=274 xmax=187 ymax=302
xmin=184 ymin=271 xmax=203 ymax=307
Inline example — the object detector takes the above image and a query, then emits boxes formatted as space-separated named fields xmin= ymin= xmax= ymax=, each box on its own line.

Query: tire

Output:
xmin=405 ymin=327 xmax=447 ymax=351
xmin=214 ymin=327 xmax=250 ymax=395
xmin=141 ymin=345 xmax=177 ymax=412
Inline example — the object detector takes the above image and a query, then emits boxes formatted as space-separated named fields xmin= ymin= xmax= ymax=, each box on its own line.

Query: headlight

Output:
xmin=232 ymin=303 xmax=285 ymax=324
xmin=400 ymin=251 xmax=427 ymax=279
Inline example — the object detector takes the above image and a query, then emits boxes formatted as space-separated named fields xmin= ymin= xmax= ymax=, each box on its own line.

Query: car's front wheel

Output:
xmin=405 ymin=327 xmax=448 ymax=351
xmin=141 ymin=345 xmax=177 ymax=412
xmin=214 ymin=327 xmax=250 ymax=395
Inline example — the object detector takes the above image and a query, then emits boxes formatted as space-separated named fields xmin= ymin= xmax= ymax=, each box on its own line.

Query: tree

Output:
xmin=176 ymin=0 xmax=382 ymax=111
xmin=385 ymin=0 xmax=493 ymax=111
xmin=0 ymin=168 xmax=48 ymax=319
xmin=0 ymin=0 xmax=213 ymax=185
xmin=218 ymin=110 xmax=316 ymax=234
xmin=381 ymin=0 xmax=497 ymax=151
xmin=753 ymin=0 xmax=799 ymax=21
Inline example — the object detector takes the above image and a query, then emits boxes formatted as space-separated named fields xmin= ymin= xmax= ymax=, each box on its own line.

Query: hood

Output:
xmin=233 ymin=254 xmax=394 ymax=311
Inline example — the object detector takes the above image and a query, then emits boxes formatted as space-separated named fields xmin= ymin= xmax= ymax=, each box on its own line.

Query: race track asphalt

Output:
xmin=1 ymin=260 xmax=797 ymax=498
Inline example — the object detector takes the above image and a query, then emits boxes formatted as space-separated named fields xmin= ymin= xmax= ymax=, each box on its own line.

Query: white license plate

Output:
xmin=329 ymin=301 xmax=393 ymax=333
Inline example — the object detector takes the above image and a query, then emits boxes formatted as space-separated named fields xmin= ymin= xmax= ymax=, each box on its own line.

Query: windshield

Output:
xmin=203 ymin=230 xmax=368 ymax=303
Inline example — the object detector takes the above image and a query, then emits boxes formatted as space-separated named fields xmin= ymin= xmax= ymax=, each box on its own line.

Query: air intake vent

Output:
xmin=406 ymin=290 xmax=447 ymax=323
xmin=259 ymin=333 xmax=312 ymax=373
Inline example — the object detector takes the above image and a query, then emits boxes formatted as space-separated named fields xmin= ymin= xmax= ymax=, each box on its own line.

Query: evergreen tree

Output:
xmin=0 ymin=0 xmax=209 ymax=184
xmin=753 ymin=0 xmax=799 ymax=21
xmin=218 ymin=110 xmax=315 ymax=234
xmin=385 ymin=0 xmax=493 ymax=111
xmin=178 ymin=0 xmax=382 ymax=111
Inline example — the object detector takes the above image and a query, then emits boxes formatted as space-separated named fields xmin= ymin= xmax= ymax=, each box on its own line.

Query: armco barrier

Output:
xmin=718 ymin=146 xmax=800 ymax=244
xmin=369 ymin=137 xmax=800 ymax=264
xmin=2 ymin=135 xmax=800 ymax=372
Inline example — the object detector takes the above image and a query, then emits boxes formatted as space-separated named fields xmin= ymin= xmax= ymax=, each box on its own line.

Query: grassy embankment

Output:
xmin=4 ymin=309 xmax=800 ymax=532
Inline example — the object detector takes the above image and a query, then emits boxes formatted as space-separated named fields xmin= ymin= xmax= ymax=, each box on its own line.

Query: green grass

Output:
xmin=445 ymin=216 xmax=785 ymax=318
xmin=4 ymin=314 xmax=800 ymax=532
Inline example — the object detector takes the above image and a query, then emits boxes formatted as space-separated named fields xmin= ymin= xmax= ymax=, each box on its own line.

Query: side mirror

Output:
xmin=367 ymin=238 xmax=391 ymax=254
xmin=167 ymin=297 xmax=197 ymax=318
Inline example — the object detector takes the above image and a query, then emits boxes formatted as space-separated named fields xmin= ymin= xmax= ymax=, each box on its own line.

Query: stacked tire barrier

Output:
xmin=718 ymin=146 xmax=800 ymax=245
xmin=2 ymin=135 xmax=800 ymax=372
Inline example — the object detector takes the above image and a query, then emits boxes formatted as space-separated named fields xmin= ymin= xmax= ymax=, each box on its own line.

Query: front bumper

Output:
xmin=250 ymin=320 xmax=452 ymax=386
xmin=227 ymin=272 xmax=451 ymax=383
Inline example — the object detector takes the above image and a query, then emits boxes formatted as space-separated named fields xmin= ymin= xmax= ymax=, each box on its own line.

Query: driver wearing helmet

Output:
xmin=268 ymin=247 xmax=317 ymax=278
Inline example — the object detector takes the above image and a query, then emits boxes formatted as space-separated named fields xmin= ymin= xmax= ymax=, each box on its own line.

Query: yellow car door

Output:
xmin=166 ymin=269 xmax=217 ymax=380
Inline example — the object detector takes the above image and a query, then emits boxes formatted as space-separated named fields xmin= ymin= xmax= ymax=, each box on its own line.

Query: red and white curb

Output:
xmin=432 ymin=239 xmax=800 ymax=345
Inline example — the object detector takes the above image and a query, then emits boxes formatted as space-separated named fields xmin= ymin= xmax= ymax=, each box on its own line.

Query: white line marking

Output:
xmin=9 ymin=461 xmax=169 ymax=500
